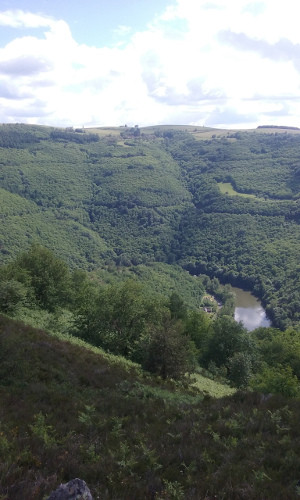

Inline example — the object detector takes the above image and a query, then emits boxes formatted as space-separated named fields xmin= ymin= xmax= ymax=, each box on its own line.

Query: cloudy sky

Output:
xmin=0 ymin=0 xmax=300 ymax=129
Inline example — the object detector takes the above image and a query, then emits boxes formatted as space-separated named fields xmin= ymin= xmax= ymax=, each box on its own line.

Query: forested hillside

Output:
xmin=0 ymin=123 xmax=300 ymax=328
xmin=1 ymin=124 xmax=300 ymax=499
xmin=165 ymin=130 xmax=300 ymax=328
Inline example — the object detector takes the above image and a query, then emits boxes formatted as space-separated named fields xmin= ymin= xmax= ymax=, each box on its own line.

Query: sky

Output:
xmin=0 ymin=0 xmax=300 ymax=129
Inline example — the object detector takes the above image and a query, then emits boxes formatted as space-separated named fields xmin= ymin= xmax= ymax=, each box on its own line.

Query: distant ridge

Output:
xmin=257 ymin=125 xmax=300 ymax=130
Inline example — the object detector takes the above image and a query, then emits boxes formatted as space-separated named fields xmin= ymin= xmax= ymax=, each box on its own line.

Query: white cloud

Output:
xmin=0 ymin=10 xmax=55 ymax=29
xmin=113 ymin=25 xmax=132 ymax=37
xmin=0 ymin=2 xmax=300 ymax=128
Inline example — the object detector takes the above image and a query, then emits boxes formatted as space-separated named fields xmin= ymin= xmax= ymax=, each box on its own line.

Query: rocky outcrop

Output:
xmin=47 ymin=478 xmax=93 ymax=500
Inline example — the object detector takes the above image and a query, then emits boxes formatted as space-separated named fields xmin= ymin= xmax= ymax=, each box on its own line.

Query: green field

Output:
xmin=218 ymin=182 xmax=258 ymax=198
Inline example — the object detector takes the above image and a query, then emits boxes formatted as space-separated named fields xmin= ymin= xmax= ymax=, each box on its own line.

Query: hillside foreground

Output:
xmin=1 ymin=315 xmax=300 ymax=499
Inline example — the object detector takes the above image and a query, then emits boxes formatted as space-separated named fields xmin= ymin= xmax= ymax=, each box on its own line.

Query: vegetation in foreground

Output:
xmin=1 ymin=314 xmax=300 ymax=500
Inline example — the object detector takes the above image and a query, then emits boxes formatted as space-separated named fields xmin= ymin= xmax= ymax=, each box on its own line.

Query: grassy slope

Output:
xmin=218 ymin=182 xmax=259 ymax=199
xmin=1 ymin=315 xmax=300 ymax=500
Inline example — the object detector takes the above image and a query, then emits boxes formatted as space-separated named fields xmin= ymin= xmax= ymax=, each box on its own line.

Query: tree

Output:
xmin=204 ymin=316 xmax=248 ymax=368
xmin=74 ymin=280 xmax=165 ymax=358
xmin=69 ymin=269 xmax=98 ymax=312
xmin=14 ymin=245 xmax=70 ymax=311
xmin=168 ymin=292 xmax=187 ymax=321
xmin=250 ymin=364 xmax=300 ymax=397
xmin=228 ymin=352 xmax=253 ymax=388
xmin=202 ymin=316 xmax=257 ymax=382
xmin=253 ymin=327 xmax=300 ymax=379
xmin=184 ymin=309 xmax=211 ymax=362
xmin=0 ymin=279 xmax=28 ymax=314
xmin=142 ymin=315 xmax=197 ymax=379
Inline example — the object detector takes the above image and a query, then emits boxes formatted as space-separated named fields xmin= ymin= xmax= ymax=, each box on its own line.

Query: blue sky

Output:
xmin=0 ymin=0 xmax=300 ymax=128
xmin=0 ymin=0 xmax=174 ymax=47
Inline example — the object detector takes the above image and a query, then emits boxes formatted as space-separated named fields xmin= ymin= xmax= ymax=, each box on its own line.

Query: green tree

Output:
xmin=142 ymin=315 xmax=197 ymax=379
xmin=74 ymin=280 xmax=165 ymax=357
xmin=184 ymin=309 xmax=211 ymax=361
xmin=69 ymin=269 xmax=98 ymax=312
xmin=14 ymin=245 xmax=70 ymax=311
xmin=253 ymin=327 xmax=300 ymax=378
xmin=168 ymin=292 xmax=187 ymax=321
xmin=250 ymin=364 xmax=300 ymax=397
xmin=228 ymin=352 xmax=253 ymax=388
xmin=0 ymin=279 xmax=28 ymax=314
xmin=203 ymin=315 xmax=256 ymax=375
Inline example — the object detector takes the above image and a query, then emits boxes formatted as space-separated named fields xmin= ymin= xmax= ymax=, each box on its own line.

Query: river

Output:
xmin=232 ymin=286 xmax=271 ymax=331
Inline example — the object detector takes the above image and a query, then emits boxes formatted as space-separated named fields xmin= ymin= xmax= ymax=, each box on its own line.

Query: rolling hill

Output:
xmin=0 ymin=123 xmax=300 ymax=328
xmin=1 ymin=123 xmax=300 ymax=499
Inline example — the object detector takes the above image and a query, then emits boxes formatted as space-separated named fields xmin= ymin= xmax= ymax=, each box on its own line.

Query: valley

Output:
xmin=1 ymin=123 xmax=300 ymax=498
xmin=0 ymin=123 xmax=300 ymax=329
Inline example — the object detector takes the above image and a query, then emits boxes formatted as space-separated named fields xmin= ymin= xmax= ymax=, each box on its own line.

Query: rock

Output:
xmin=47 ymin=478 xmax=93 ymax=500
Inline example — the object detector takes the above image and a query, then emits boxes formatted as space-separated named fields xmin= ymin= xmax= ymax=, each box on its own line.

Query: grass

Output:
xmin=87 ymin=126 xmax=124 ymax=136
xmin=218 ymin=182 xmax=294 ymax=203
xmin=192 ymin=372 xmax=236 ymax=398
xmin=218 ymin=182 xmax=258 ymax=199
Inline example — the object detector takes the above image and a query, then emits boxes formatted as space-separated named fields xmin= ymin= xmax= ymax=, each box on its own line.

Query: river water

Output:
xmin=232 ymin=286 xmax=271 ymax=331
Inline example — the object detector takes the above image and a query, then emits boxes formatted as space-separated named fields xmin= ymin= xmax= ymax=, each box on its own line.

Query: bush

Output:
xmin=0 ymin=279 xmax=28 ymax=313
xmin=250 ymin=365 xmax=300 ymax=397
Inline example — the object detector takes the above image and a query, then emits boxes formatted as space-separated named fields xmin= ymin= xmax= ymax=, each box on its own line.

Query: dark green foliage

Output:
xmin=118 ymin=262 xmax=205 ymax=310
xmin=251 ymin=365 xmax=300 ymax=397
xmin=142 ymin=315 xmax=196 ymax=379
xmin=252 ymin=327 xmax=300 ymax=381
xmin=0 ymin=125 xmax=300 ymax=329
xmin=203 ymin=315 xmax=256 ymax=369
xmin=228 ymin=351 xmax=253 ymax=388
xmin=13 ymin=244 xmax=71 ymax=311
xmin=183 ymin=308 xmax=211 ymax=354
xmin=68 ymin=269 xmax=98 ymax=311
xmin=165 ymin=131 xmax=300 ymax=328
xmin=74 ymin=280 xmax=163 ymax=356
xmin=50 ymin=128 xmax=99 ymax=143
xmin=0 ymin=246 xmax=204 ymax=381
xmin=2 ymin=125 xmax=300 ymax=497
xmin=0 ymin=123 xmax=41 ymax=148
xmin=1 ymin=245 xmax=300 ymax=393
xmin=168 ymin=291 xmax=187 ymax=320
xmin=1 ymin=315 xmax=300 ymax=499
xmin=1 ymin=124 xmax=300 ymax=327
xmin=0 ymin=279 xmax=28 ymax=313
xmin=73 ymin=279 xmax=196 ymax=379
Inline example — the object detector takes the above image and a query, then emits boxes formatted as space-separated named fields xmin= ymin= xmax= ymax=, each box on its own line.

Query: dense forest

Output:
xmin=1 ymin=124 xmax=300 ymax=498
xmin=1 ymin=123 xmax=300 ymax=328
xmin=165 ymin=130 xmax=300 ymax=329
